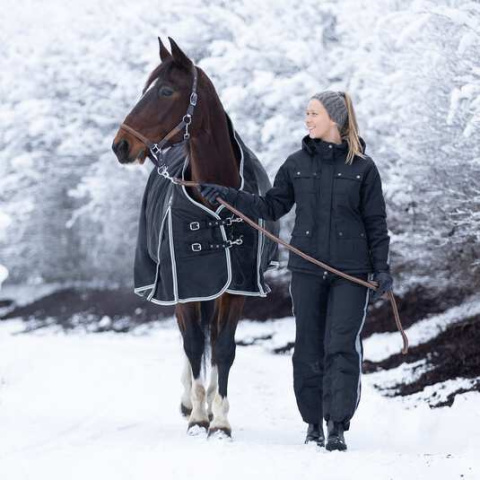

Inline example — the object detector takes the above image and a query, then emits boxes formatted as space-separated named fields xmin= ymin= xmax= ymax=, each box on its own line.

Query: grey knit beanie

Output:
xmin=311 ymin=91 xmax=348 ymax=130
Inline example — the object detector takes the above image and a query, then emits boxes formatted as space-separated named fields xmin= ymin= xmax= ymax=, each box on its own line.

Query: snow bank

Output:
xmin=364 ymin=293 xmax=480 ymax=362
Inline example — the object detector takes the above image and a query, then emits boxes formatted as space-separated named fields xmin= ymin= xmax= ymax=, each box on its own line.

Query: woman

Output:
xmin=198 ymin=91 xmax=393 ymax=451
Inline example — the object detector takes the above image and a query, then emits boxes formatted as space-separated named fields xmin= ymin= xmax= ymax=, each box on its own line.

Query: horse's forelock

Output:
xmin=142 ymin=63 xmax=165 ymax=95
xmin=142 ymin=61 xmax=194 ymax=96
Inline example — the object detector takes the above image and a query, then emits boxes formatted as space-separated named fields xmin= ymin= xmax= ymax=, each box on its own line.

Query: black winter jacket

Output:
xmin=227 ymin=135 xmax=390 ymax=276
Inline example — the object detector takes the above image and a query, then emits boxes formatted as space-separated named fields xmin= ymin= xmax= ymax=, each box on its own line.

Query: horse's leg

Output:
xmin=208 ymin=293 xmax=245 ymax=438
xmin=176 ymin=302 xmax=213 ymax=433
xmin=206 ymin=365 xmax=218 ymax=421
xmin=180 ymin=351 xmax=193 ymax=418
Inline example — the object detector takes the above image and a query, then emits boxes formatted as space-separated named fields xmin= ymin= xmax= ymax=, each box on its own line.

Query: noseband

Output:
xmin=120 ymin=66 xmax=199 ymax=173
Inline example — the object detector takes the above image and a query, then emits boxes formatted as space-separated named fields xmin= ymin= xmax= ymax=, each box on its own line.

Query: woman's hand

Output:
xmin=198 ymin=183 xmax=237 ymax=206
xmin=370 ymin=271 xmax=393 ymax=302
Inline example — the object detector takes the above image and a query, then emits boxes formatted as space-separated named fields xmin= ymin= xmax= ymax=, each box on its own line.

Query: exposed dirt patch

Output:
xmin=3 ymin=279 xmax=465 ymax=334
xmin=0 ymin=278 xmax=292 ymax=332
xmin=363 ymin=284 xmax=471 ymax=338
xmin=0 ymin=288 xmax=174 ymax=331
xmin=0 ymin=299 xmax=14 ymax=309
xmin=363 ymin=314 xmax=480 ymax=407
xmin=242 ymin=276 xmax=292 ymax=320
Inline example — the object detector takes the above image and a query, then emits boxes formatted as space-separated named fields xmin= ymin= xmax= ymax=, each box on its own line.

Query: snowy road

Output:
xmin=0 ymin=319 xmax=478 ymax=480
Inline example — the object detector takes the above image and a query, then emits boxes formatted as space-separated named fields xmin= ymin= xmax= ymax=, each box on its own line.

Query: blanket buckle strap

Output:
xmin=191 ymin=243 xmax=202 ymax=252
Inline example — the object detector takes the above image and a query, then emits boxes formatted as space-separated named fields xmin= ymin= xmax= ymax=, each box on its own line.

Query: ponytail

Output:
xmin=338 ymin=92 xmax=367 ymax=165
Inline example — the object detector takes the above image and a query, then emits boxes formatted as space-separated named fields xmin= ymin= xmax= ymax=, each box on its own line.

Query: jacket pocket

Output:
xmin=293 ymin=170 xmax=315 ymax=193
xmin=333 ymin=171 xmax=362 ymax=208
xmin=333 ymin=222 xmax=370 ymax=268
xmin=335 ymin=220 xmax=367 ymax=240
xmin=290 ymin=223 xmax=316 ymax=255
xmin=333 ymin=172 xmax=362 ymax=194
xmin=292 ymin=223 xmax=314 ymax=237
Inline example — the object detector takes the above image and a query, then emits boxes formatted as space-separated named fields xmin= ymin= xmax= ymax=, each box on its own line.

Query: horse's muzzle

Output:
xmin=112 ymin=139 xmax=134 ymax=164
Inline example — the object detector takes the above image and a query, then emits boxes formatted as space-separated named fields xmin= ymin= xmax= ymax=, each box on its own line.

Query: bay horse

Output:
xmin=112 ymin=37 xmax=251 ymax=438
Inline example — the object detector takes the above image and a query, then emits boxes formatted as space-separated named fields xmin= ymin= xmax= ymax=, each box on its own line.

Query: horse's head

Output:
xmin=112 ymin=37 xmax=201 ymax=165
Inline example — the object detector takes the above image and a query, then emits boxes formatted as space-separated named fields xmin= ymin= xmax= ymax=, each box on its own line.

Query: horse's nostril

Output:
xmin=118 ymin=139 xmax=129 ymax=153
xmin=112 ymin=139 xmax=129 ymax=156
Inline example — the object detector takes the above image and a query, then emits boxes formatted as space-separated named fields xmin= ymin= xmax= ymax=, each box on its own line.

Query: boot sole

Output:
xmin=326 ymin=441 xmax=347 ymax=451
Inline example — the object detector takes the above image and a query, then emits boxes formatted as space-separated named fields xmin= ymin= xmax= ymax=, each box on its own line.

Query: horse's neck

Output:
xmin=189 ymin=115 xmax=241 ymax=189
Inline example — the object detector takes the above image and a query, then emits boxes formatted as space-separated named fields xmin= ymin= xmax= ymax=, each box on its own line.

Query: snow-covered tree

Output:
xmin=2 ymin=0 xmax=479 ymax=293
xmin=342 ymin=0 xmax=480 ymax=287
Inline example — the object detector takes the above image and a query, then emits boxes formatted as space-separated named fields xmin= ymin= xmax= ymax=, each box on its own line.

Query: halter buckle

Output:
xmin=151 ymin=144 xmax=161 ymax=156
xmin=190 ymin=92 xmax=198 ymax=106
xmin=191 ymin=243 xmax=202 ymax=252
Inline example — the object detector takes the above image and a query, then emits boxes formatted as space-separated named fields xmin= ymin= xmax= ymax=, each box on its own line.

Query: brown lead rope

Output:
xmin=176 ymin=178 xmax=409 ymax=355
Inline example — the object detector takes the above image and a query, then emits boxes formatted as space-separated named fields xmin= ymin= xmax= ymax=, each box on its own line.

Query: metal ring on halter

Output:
xmin=183 ymin=115 xmax=192 ymax=140
xmin=157 ymin=165 xmax=171 ymax=179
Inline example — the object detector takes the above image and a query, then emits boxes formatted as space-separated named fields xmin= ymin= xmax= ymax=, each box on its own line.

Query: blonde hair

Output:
xmin=339 ymin=92 xmax=367 ymax=165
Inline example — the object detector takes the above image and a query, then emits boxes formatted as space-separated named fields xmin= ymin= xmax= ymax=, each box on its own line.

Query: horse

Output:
xmin=112 ymin=37 xmax=275 ymax=438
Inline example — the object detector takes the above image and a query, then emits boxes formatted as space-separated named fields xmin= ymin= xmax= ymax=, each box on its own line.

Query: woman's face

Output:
xmin=305 ymin=99 xmax=336 ymax=139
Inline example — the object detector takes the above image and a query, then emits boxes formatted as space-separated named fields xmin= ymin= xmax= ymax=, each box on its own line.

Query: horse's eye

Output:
xmin=159 ymin=86 xmax=174 ymax=97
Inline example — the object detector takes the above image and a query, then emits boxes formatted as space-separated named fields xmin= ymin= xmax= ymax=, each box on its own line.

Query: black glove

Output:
xmin=370 ymin=271 xmax=393 ymax=302
xmin=198 ymin=183 xmax=237 ymax=206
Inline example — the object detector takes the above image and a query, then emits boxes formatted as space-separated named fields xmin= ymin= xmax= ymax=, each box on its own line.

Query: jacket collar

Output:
xmin=301 ymin=135 xmax=367 ymax=156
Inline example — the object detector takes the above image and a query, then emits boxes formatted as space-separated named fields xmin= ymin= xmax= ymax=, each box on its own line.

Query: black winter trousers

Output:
xmin=289 ymin=269 xmax=370 ymax=431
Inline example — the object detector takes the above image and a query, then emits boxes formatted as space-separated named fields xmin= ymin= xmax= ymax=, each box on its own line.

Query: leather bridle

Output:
xmin=119 ymin=66 xmax=198 ymax=174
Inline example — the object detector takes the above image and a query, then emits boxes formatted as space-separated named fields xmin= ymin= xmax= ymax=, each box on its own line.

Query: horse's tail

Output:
xmin=200 ymin=300 xmax=215 ymax=377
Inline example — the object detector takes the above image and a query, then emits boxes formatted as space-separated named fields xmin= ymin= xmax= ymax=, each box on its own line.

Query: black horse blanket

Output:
xmin=133 ymin=114 xmax=280 ymax=305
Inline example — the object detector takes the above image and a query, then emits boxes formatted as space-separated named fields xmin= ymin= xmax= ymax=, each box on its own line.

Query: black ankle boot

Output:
xmin=326 ymin=420 xmax=347 ymax=451
xmin=305 ymin=423 xmax=325 ymax=447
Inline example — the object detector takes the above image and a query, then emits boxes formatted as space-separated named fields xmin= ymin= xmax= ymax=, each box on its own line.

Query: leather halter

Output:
xmin=119 ymin=66 xmax=198 ymax=170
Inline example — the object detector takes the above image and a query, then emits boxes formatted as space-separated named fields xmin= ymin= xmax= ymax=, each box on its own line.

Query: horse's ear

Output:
xmin=158 ymin=37 xmax=171 ymax=62
xmin=168 ymin=37 xmax=192 ymax=69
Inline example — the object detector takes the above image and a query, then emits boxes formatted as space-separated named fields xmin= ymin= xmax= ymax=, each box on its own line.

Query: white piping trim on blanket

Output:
xmin=226 ymin=289 xmax=267 ymax=297
xmin=168 ymin=207 xmax=179 ymax=302
xmin=134 ymin=284 xmax=155 ymax=293
xmin=146 ymin=205 xmax=171 ymax=302
xmin=257 ymin=218 xmax=266 ymax=294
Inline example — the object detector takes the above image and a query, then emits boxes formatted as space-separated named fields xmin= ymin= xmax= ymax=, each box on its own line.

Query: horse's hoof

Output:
xmin=187 ymin=421 xmax=209 ymax=436
xmin=208 ymin=427 xmax=232 ymax=440
xmin=180 ymin=403 xmax=192 ymax=418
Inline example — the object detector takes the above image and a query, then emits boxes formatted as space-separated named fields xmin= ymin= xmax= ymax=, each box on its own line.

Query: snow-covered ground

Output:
xmin=0 ymin=318 xmax=478 ymax=480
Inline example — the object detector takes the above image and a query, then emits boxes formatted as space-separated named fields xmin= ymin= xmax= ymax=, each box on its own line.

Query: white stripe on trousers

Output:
xmin=355 ymin=287 xmax=370 ymax=410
